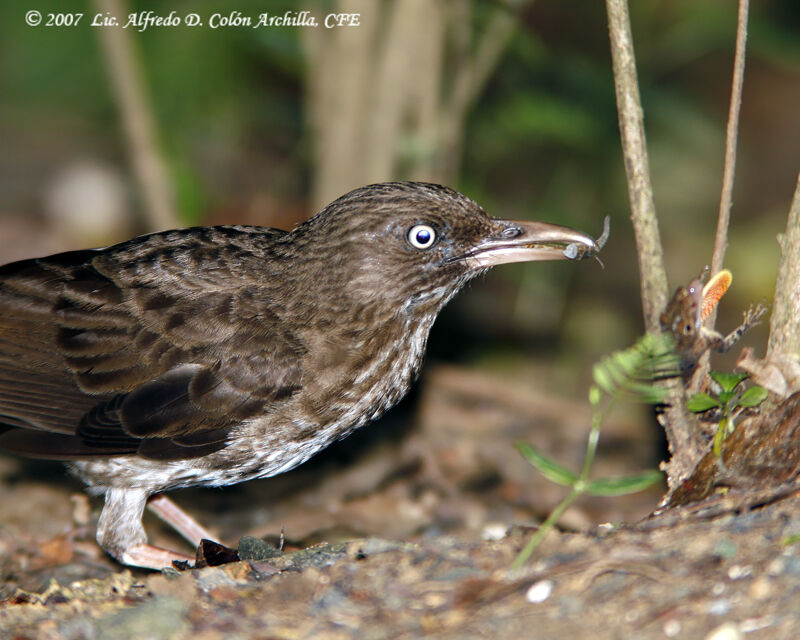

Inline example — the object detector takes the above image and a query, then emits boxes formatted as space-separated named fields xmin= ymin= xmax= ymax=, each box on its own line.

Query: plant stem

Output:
xmin=579 ymin=405 xmax=605 ymax=482
xmin=710 ymin=0 xmax=750 ymax=278
xmin=511 ymin=485 xmax=581 ymax=570
xmin=693 ymin=0 xmax=750 ymax=391
xmin=512 ymin=401 xmax=608 ymax=569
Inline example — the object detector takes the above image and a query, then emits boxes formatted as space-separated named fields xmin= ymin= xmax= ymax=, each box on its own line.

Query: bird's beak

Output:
xmin=460 ymin=219 xmax=600 ymax=269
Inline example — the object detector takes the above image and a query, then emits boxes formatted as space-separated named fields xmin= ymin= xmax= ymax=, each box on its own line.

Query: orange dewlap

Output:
xmin=700 ymin=269 xmax=732 ymax=321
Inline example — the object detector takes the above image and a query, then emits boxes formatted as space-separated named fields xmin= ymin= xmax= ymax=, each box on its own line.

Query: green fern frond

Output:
xmin=592 ymin=333 xmax=679 ymax=404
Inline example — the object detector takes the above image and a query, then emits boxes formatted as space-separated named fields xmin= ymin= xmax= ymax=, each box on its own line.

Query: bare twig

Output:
xmin=690 ymin=0 xmax=750 ymax=391
xmin=93 ymin=0 xmax=179 ymax=231
xmin=710 ymin=0 xmax=750 ymax=277
xmin=438 ymin=0 xmax=526 ymax=183
xmin=605 ymin=0 xmax=703 ymax=488
xmin=604 ymin=0 xmax=668 ymax=333
xmin=768 ymin=174 xmax=800 ymax=359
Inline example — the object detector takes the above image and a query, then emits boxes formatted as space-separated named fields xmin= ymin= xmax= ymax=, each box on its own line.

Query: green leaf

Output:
xmin=687 ymin=392 xmax=721 ymax=412
xmin=516 ymin=442 xmax=578 ymax=487
xmin=589 ymin=385 xmax=601 ymax=407
xmin=592 ymin=361 xmax=616 ymax=396
xmin=625 ymin=381 xmax=669 ymax=405
xmin=590 ymin=333 xmax=679 ymax=404
xmin=709 ymin=370 xmax=748 ymax=393
xmin=737 ymin=385 xmax=769 ymax=408
xmin=718 ymin=390 xmax=736 ymax=406
xmin=585 ymin=470 xmax=663 ymax=496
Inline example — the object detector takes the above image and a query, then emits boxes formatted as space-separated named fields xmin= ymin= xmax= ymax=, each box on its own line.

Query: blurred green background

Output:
xmin=1 ymin=0 xmax=799 ymax=380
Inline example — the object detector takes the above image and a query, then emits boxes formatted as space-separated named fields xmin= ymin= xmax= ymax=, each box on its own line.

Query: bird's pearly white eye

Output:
xmin=407 ymin=224 xmax=437 ymax=250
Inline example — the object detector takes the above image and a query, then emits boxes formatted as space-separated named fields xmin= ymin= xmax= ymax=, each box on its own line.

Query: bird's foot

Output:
xmin=120 ymin=543 xmax=194 ymax=570
xmin=118 ymin=539 xmax=241 ymax=571
xmin=146 ymin=493 xmax=218 ymax=546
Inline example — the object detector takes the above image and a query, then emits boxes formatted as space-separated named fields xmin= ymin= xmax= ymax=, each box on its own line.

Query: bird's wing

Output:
xmin=0 ymin=227 xmax=305 ymax=461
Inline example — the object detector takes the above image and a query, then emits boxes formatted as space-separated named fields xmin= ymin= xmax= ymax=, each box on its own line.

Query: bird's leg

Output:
xmin=146 ymin=493 xmax=218 ymax=546
xmin=97 ymin=488 xmax=192 ymax=569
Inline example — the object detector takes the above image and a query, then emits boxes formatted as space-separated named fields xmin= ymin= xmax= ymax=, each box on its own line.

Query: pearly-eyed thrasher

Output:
xmin=0 ymin=182 xmax=600 ymax=568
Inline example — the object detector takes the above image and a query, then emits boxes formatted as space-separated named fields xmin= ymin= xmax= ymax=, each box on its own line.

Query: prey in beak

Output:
xmin=459 ymin=216 xmax=608 ymax=269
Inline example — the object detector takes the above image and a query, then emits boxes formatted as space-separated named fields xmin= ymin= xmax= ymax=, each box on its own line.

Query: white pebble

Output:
xmin=707 ymin=598 xmax=731 ymax=616
xmin=727 ymin=564 xmax=751 ymax=580
xmin=739 ymin=616 xmax=773 ymax=633
xmin=481 ymin=523 xmax=508 ymax=541
xmin=663 ymin=619 xmax=681 ymax=637
xmin=525 ymin=579 xmax=554 ymax=603
xmin=704 ymin=622 xmax=743 ymax=640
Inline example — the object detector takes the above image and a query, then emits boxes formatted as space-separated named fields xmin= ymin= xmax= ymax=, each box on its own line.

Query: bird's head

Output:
xmin=288 ymin=182 xmax=600 ymax=315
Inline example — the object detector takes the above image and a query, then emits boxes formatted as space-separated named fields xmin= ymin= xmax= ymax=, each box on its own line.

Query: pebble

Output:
xmin=238 ymin=535 xmax=281 ymax=561
xmin=481 ymin=523 xmax=508 ymax=541
xmin=748 ymin=576 xmax=771 ymax=600
xmin=766 ymin=557 xmax=785 ymax=576
xmin=663 ymin=619 xmax=681 ymax=637
xmin=525 ymin=579 xmax=553 ymax=603
xmin=707 ymin=598 xmax=731 ymax=616
xmin=704 ymin=622 xmax=743 ymax=640
xmin=727 ymin=564 xmax=751 ymax=580
xmin=739 ymin=616 xmax=774 ymax=633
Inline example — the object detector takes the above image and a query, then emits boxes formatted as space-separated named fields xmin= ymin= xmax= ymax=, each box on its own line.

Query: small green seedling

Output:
xmin=687 ymin=370 xmax=768 ymax=457
xmin=782 ymin=534 xmax=800 ymax=547
xmin=512 ymin=334 xmax=673 ymax=568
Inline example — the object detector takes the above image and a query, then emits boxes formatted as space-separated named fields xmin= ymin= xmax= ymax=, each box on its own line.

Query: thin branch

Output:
xmin=710 ymin=0 xmax=749 ymax=278
xmin=689 ymin=0 xmax=750 ymax=393
xmin=604 ymin=0 xmax=668 ymax=333
xmin=465 ymin=2 xmax=524 ymax=107
xmin=445 ymin=3 xmax=520 ymax=138
xmin=93 ymin=0 xmax=179 ymax=231
xmin=605 ymin=0 xmax=703 ymax=488
xmin=438 ymin=0 xmax=526 ymax=183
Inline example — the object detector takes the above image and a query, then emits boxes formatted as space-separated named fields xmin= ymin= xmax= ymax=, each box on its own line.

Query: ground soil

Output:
xmin=1 ymin=363 xmax=798 ymax=639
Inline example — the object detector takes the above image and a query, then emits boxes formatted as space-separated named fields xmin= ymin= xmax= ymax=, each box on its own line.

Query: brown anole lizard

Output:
xmin=660 ymin=268 xmax=768 ymax=379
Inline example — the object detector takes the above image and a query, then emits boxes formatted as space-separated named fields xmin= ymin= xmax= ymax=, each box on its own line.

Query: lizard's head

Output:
xmin=660 ymin=268 xmax=732 ymax=346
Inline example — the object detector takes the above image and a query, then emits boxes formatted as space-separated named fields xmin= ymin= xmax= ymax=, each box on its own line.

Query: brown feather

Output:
xmin=0 ymin=226 xmax=302 ymax=460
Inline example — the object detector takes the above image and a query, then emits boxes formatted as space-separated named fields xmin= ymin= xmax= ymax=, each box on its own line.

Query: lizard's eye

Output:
xmin=683 ymin=323 xmax=693 ymax=335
